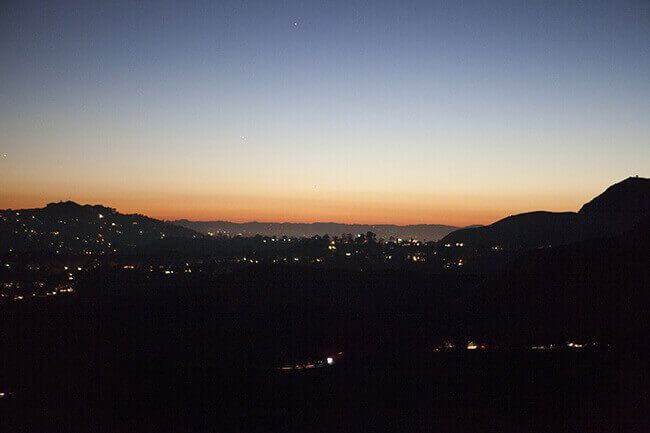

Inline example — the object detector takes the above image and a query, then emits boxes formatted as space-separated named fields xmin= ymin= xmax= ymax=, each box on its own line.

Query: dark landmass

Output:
xmin=2 ymin=345 xmax=647 ymax=432
xmin=1 ymin=177 xmax=649 ymax=432
xmin=441 ymin=176 xmax=650 ymax=250
xmin=174 ymin=220 xmax=461 ymax=241
xmin=1 ymin=233 xmax=648 ymax=432
xmin=0 ymin=201 xmax=201 ymax=255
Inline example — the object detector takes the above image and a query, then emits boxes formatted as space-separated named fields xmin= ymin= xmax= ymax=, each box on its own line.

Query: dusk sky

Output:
xmin=1 ymin=0 xmax=648 ymax=226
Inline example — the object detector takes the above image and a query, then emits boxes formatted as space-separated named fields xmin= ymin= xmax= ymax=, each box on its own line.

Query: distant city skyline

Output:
xmin=1 ymin=0 xmax=649 ymax=226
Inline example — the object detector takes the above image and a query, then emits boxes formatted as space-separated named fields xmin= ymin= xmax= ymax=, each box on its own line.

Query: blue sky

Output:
xmin=1 ymin=0 xmax=648 ymax=224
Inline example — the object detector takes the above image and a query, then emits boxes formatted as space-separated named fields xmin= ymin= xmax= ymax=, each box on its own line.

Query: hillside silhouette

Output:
xmin=0 ymin=201 xmax=200 ymax=254
xmin=441 ymin=177 xmax=650 ymax=250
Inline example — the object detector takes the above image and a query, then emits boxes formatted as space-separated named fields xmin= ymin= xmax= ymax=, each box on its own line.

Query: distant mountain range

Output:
xmin=441 ymin=177 xmax=650 ymax=250
xmin=172 ymin=220 xmax=462 ymax=241
xmin=0 ymin=201 xmax=199 ymax=254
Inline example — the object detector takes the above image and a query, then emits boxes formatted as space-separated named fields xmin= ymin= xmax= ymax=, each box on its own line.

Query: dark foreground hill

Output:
xmin=471 ymin=217 xmax=650 ymax=345
xmin=1 ymin=184 xmax=649 ymax=432
xmin=441 ymin=176 xmax=650 ymax=250
xmin=0 ymin=201 xmax=200 ymax=254
xmin=174 ymin=220 xmax=460 ymax=241
xmin=1 ymin=218 xmax=648 ymax=432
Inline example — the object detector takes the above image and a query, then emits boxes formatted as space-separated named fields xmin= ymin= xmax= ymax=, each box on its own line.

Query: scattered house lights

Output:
xmin=531 ymin=344 xmax=555 ymax=350
xmin=567 ymin=342 xmax=584 ymax=349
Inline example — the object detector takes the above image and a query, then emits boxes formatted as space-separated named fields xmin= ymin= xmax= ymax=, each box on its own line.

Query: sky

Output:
xmin=1 ymin=0 xmax=649 ymax=226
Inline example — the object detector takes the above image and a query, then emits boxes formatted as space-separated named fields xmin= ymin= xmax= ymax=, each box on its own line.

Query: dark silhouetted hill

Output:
xmin=579 ymin=176 xmax=650 ymax=234
xmin=441 ymin=177 xmax=650 ymax=250
xmin=442 ymin=211 xmax=580 ymax=249
xmin=0 ymin=201 xmax=201 ymax=254
xmin=470 ymin=216 xmax=650 ymax=345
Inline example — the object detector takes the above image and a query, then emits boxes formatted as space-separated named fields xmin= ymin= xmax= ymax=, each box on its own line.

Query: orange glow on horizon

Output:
xmin=1 ymin=187 xmax=590 ymax=228
xmin=1 ymin=165 xmax=611 ymax=227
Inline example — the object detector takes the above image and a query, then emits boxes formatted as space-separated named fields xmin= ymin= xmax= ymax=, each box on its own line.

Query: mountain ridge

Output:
xmin=172 ymin=220 xmax=462 ymax=241
xmin=0 ymin=200 xmax=201 ymax=254
xmin=441 ymin=176 xmax=649 ymax=250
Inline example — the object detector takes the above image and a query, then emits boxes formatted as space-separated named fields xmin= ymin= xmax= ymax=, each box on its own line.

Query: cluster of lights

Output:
xmin=531 ymin=344 xmax=555 ymax=350
xmin=277 ymin=353 xmax=342 ymax=371
xmin=6 ymin=286 xmax=75 ymax=301
xmin=432 ymin=341 xmax=487 ymax=352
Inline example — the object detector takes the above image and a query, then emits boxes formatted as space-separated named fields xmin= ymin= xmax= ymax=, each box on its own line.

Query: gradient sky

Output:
xmin=1 ymin=0 xmax=649 ymax=226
